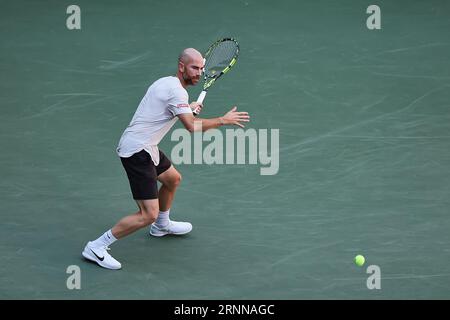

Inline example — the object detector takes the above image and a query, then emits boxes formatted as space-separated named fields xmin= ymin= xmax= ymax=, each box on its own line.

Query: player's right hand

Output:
xmin=190 ymin=102 xmax=203 ymax=115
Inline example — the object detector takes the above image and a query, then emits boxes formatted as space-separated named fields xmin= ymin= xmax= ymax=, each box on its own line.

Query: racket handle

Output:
xmin=193 ymin=91 xmax=207 ymax=115
xmin=197 ymin=90 xmax=207 ymax=104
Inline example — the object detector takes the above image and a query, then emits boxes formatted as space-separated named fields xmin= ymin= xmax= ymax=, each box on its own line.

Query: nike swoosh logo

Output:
xmin=91 ymin=249 xmax=104 ymax=261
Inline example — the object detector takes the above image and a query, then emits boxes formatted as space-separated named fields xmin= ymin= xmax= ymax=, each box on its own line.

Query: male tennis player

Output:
xmin=82 ymin=48 xmax=249 ymax=269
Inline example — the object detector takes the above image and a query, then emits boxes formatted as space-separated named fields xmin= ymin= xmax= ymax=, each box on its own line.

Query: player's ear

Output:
xmin=178 ymin=61 xmax=185 ymax=73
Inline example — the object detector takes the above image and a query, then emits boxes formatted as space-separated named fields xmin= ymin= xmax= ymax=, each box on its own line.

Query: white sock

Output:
xmin=91 ymin=229 xmax=117 ymax=248
xmin=155 ymin=209 xmax=170 ymax=228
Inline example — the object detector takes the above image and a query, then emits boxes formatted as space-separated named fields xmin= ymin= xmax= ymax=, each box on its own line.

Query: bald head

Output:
xmin=178 ymin=48 xmax=203 ymax=64
xmin=177 ymin=48 xmax=203 ymax=87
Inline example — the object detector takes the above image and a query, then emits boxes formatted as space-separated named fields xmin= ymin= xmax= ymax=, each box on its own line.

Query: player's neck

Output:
xmin=176 ymin=73 xmax=188 ymax=88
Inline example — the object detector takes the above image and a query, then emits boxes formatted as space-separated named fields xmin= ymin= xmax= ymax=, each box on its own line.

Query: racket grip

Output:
xmin=193 ymin=91 xmax=207 ymax=115
xmin=197 ymin=90 xmax=207 ymax=104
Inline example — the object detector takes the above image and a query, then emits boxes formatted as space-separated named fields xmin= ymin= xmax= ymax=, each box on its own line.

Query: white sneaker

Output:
xmin=149 ymin=220 xmax=193 ymax=237
xmin=82 ymin=241 xmax=122 ymax=270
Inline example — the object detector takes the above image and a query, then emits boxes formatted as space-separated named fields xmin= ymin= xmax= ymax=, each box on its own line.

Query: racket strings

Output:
xmin=204 ymin=40 xmax=238 ymax=77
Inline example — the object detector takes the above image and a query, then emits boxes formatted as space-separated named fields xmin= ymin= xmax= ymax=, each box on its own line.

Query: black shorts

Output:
xmin=120 ymin=149 xmax=172 ymax=200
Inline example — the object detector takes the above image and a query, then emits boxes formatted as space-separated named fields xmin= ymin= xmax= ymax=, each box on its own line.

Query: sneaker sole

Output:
xmin=82 ymin=249 xmax=122 ymax=270
xmin=149 ymin=227 xmax=192 ymax=237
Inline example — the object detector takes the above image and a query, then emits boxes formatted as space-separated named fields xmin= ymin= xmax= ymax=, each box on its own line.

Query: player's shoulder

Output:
xmin=149 ymin=76 xmax=187 ymax=99
xmin=153 ymin=76 xmax=184 ymax=90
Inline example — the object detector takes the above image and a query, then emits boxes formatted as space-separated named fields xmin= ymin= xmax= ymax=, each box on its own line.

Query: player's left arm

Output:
xmin=178 ymin=104 xmax=249 ymax=132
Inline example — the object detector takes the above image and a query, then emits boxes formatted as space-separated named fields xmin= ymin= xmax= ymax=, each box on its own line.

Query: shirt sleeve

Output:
xmin=167 ymin=86 xmax=192 ymax=116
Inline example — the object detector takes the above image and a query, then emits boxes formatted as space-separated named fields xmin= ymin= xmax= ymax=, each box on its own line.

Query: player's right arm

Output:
xmin=178 ymin=106 xmax=250 ymax=132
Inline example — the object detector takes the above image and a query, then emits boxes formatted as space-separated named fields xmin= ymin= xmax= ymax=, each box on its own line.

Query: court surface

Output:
xmin=1 ymin=0 xmax=450 ymax=299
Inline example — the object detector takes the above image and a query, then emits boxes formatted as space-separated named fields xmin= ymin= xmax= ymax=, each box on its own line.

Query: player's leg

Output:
xmin=82 ymin=199 xmax=158 ymax=270
xmin=149 ymin=151 xmax=192 ymax=237
xmin=114 ymin=149 xmax=160 ymax=237
xmin=111 ymin=199 xmax=159 ymax=238
xmin=157 ymin=165 xmax=181 ymax=211
xmin=82 ymin=150 xmax=159 ymax=269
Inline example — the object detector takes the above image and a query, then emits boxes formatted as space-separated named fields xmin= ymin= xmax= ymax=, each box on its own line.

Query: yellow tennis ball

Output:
xmin=354 ymin=255 xmax=365 ymax=267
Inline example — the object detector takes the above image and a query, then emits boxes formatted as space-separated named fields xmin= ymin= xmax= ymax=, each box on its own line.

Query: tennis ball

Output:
xmin=354 ymin=255 xmax=365 ymax=267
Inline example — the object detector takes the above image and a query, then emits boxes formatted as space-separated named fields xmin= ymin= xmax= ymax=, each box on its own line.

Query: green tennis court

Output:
xmin=1 ymin=0 xmax=450 ymax=299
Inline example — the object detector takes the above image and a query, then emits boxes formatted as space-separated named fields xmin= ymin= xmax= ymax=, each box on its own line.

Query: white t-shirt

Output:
xmin=116 ymin=76 xmax=192 ymax=165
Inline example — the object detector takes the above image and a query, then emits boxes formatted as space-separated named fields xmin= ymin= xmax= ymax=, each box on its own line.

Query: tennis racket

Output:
xmin=193 ymin=38 xmax=239 ymax=115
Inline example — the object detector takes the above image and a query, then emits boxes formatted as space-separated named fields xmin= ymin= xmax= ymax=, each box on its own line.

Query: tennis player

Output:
xmin=82 ymin=48 xmax=249 ymax=269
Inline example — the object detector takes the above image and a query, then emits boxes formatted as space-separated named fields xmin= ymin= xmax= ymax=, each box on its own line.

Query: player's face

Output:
xmin=182 ymin=57 xmax=203 ymax=86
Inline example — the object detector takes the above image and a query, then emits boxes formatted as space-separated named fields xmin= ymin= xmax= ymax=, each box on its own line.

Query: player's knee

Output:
xmin=165 ymin=172 xmax=181 ymax=190
xmin=139 ymin=209 xmax=157 ymax=227
xmin=173 ymin=173 xmax=182 ymax=188
xmin=140 ymin=215 xmax=156 ymax=227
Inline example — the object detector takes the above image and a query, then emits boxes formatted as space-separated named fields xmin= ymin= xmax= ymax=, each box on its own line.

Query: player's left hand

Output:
xmin=190 ymin=102 xmax=203 ymax=115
